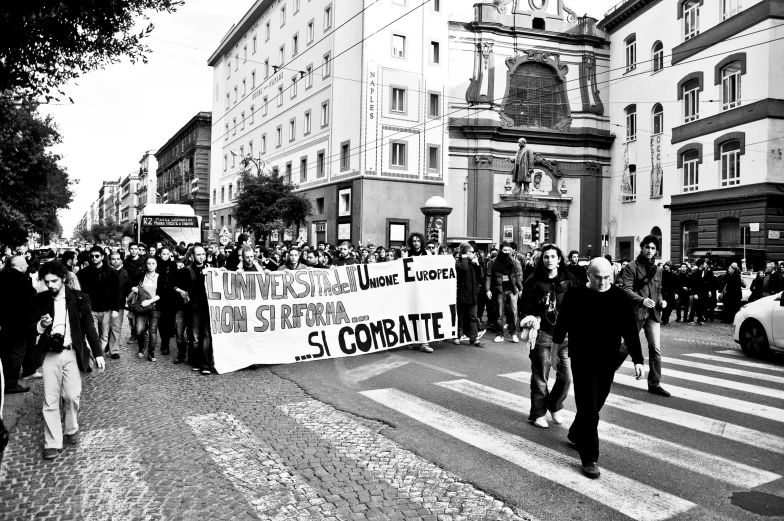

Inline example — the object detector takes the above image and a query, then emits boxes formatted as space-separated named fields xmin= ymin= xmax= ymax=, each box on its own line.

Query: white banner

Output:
xmin=205 ymin=256 xmax=457 ymax=373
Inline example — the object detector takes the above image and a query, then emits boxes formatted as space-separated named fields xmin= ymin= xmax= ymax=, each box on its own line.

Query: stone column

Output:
xmin=553 ymin=208 xmax=569 ymax=253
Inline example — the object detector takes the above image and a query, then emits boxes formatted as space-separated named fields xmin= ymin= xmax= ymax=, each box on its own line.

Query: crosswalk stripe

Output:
xmin=343 ymin=357 xmax=410 ymax=383
xmin=390 ymin=354 xmax=467 ymax=377
xmin=435 ymin=379 xmax=779 ymax=487
xmin=620 ymin=361 xmax=784 ymax=400
xmin=697 ymin=352 xmax=784 ymax=372
xmin=502 ymin=371 xmax=784 ymax=455
xmin=656 ymin=356 xmax=784 ymax=384
xmin=361 ymin=388 xmax=696 ymax=521
xmin=185 ymin=412 xmax=333 ymax=520
xmin=716 ymin=350 xmax=743 ymax=356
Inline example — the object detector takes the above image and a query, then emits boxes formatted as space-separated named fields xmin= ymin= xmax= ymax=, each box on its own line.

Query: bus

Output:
xmin=136 ymin=204 xmax=204 ymax=247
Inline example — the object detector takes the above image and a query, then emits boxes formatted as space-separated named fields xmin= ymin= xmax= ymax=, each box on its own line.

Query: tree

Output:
xmin=1 ymin=0 xmax=183 ymax=102
xmin=0 ymin=99 xmax=74 ymax=246
xmin=234 ymin=167 xmax=313 ymax=245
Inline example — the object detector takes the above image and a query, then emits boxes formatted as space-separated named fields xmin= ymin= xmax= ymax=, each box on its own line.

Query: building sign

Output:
xmin=750 ymin=223 xmax=760 ymax=232
xmin=650 ymin=135 xmax=663 ymax=198
xmin=503 ymin=225 xmax=514 ymax=240
xmin=141 ymin=216 xmax=198 ymax=227
xmin=364 ymin=61 xmax=379 ymax=173
xmin=338 ymin=223 xmax=351 ymax=240
xmin=769 ymin=230 xmax=781 ymax=240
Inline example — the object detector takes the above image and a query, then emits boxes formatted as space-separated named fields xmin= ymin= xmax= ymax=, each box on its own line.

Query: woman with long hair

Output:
xmin=133 ymin=256 xmax=162 ymax=362
xmin=156 ymin=247 xmax=178 ymax=356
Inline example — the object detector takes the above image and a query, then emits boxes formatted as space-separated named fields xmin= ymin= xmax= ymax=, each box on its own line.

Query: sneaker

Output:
xmin=200 ymin=366 xmax=211 ymax=375
xmin=471 ymin=341 xmax=485 ymax=348
xmin=43 ymin=448 xmax=60 ymax=460
xmin=21 ymin=371 xmax=43 ymax=381
xmin=581 ymin=462 xmax=601 ymax=479
xmin=110 ymin=353 xmax=120 ymax=360
xmin=419 ymin=344 xmax=433 ymax=353
xmin=459 ymin=335 xmax=469 ymax=342
xmin=493 ymin=335 xmax=504 ymax=343
xmin=137 ymin=352 xmax=144 ymax=359
xmin=531 ymin=416 xmax=548 ymax=429
xmin=148 ymin=356 xmax=157 ymax=362
xmin=4 ymin=384 xmax=30 ymax=394
xmin=648 ymin=386 xmax=671 ymax=397
xmin=452 ymin=339 xmax=461 ymax=345
xmin=477 ymin=330 xmax=486 ymax=339
xmin=511 ymin=334 xmax=519 ymax=343
xmin=64 ymin=430 xmax=80 ymax=445
xmin=550 ymin=410 xmax=564 ymax=425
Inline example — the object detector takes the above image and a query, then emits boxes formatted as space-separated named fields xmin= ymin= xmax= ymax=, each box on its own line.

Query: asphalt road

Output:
xmin=273 ymin=321 xmax=784 ymax=521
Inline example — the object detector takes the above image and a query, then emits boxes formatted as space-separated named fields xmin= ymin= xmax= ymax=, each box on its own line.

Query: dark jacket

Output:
xmin=622 ymin=255 xmax=663 ymax=322
xmin=34 ymin=288 xmax=102 ymax=373
xmin=333 ymin=256 xmax=359 ymax=267
xmin=115 ymin=267 xmax=132 ymax=306
xmin=173 ymin=264 xmax=208 ymax=310
xmin=522 ymin=269 xmax=576 ymax=334
xmin=455 ymin=257 xmax=482 ymax=305
xmin=156 ymin=259 xmax=178 ymax=305
xmin=661 ymin=268 xmax=677 ymax=302
xmin=76 ymin=263 xmax=120 ymax=313
xmin=277 ymin=260 xmax=309 ymax=271
xmin=675 ymin=271 xmax=691 ymax=300
xmin=721 ymin=270 xmax=744 ymax=302
xmin=484 ymin=256 xmax=523 ymax=294
xmin=0 ymin=269 xmax=38 ymax=340
xmin=123 ymin=255 xmax=146 ymax=285
xmin=688 ymin=269 xmax=713 ymax=299
xmin=566 ymin=263 xmax=588 ymax=285
xmin=749 ymin=275 xmax=765 ymax=302
xmin=762 ymin=271 xmax=782 ymax=297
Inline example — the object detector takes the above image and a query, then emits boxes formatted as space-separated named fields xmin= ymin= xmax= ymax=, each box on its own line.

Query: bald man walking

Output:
xmin=552 ymin=258 xmax=644 ymax=479
xmin=0 ymin=256 xmax=39 ymax=394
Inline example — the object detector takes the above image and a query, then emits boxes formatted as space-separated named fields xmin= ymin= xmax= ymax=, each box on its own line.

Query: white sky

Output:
xmin=46 ymin=0 xmax=611 ymax=237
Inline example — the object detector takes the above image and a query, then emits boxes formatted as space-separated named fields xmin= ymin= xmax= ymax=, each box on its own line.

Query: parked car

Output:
xmin=733 ymin=292 xmax=784 ymax=358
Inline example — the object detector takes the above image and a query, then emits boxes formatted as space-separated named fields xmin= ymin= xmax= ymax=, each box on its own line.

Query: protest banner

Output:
xmin=206 ymin=255 xmax=457 ymax=373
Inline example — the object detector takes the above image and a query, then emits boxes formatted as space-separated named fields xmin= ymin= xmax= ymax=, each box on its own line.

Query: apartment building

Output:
xmin=136 ymin=150 xmax=159 ymax=214
xmin=600 ymin=0 xmax=784 ymax=267
xmin=209 ymin=0 xmax=448 ymax=247
xmin=120 ymin=172 xmax=139 ymax=225
xmin=98 ymin=180 xmax=120 ymax=224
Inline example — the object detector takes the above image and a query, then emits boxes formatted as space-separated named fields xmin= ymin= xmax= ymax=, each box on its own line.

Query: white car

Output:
xmin=733 ymin=292 xmax=784 ymax=357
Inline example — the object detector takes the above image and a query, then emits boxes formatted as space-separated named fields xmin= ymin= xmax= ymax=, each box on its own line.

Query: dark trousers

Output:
xmin=568 ymin=365 xmax=615 ymax=465
xmin=688 ymin=296 xmax=705 ymax=323
xmin=176 ymin=308 xmax=212 ymax=368
xmin=661 ymin=299 xmax=674 ymax=324
xmin=675 ymin=294 xmax=689 ymax=321
xmin=477 ymin=291 xmax=489 ymax=329
xmin=456 ymin=304 xmax=478 ymax=342
xmin=0 ymin=336 xmax=27 ymax=388
xmin=21 ymin=333 xmax=39 ymax=378
xmin=723 ymin=299 xmax=741 ymax=324
xmin=158 ymin=305 xmax=176 ymax=350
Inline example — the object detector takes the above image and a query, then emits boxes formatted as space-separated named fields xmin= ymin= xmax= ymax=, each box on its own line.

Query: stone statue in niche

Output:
xmin=530 ymin=169 xmax=553 ymax=195
xmin=509 ymin=138 xmax=535 ymax=195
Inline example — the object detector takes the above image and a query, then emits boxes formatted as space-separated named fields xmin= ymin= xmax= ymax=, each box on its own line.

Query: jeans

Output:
xmin=42 ymin=349 xmax=81 ymax=449
xmin=529 ymin=331 xmax=571 ymax=420
xmin=456 ymin=304 xmax=478 ymax=342
xmin=135 ymin=310 xmax=161 ymax=356
xmin=617 ymin=316 xmax=661 ymax=388
xmin=176 ymin=308 xmax=212 ymax=367
xmin=494 ymin=290 xmax=518 ymax=335
xmin=107 ymin=309 xmax=124 ymax=355
xmin=0 ymin=336 xmax=26 ymax=389
xmin=91 ymin=311 xmax=112 ymax=353
xmin=568 ymin=365 xmax=615 ymax=465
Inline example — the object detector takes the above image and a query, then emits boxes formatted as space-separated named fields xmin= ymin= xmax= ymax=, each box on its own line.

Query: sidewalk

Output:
xmin=0 ymin=324 xmax=535 ymax=521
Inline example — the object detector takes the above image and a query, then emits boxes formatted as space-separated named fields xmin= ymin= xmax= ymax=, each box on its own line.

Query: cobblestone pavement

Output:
xmin=0 ymin=321 xmax=539 ymax=521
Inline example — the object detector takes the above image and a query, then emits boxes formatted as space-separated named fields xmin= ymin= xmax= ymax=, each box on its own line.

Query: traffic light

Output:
xmin=740 ymin=226 xmax=750 ymax=244
xmin=531 ymin=221 xmax=540 ymax=243
xmin=540 ymin=222 xmax=549 ymax=243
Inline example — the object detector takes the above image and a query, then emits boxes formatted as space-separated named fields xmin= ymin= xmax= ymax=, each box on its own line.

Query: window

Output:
xmin=226 ymin=60 xmax=231 ymax=78
xmin=324 ymin=5 xmax=332 ymax=30
xmin=683 ymin=150 xmax=699 ymax=192
xmin=307 ymin=21 xmax=314 ymax=43
xmin=232 ymin=118 xmax=237 ymax=135
xmin=305 ymin=65 xmax=313 ymax=88
xmin=625 ymin=34 xmax=636 ymax=72
xmin=251 ymin=71 xmax=256 ymax=88
xmin=722 ymin=62 xmax=742 ymax=110
xmin=285 ymin=163 xmax=292 ymax=184
xmin=316 ymin=198 xmax=324 ymax=214
xmin=261 ymin=134 xmax=267 ymax=154
xmin=718 ymin=219 xmax=740 ymax=247
xmin=265 ymin=21 xmax=270 ymax=41
xmin=280 ymin=6 xmax=286 ymax=26
xmin=300 ymin=157 xmax=307 ymax=182
xmin=433 ymin=0 xmax=440 ymax=11
xmin=340 ymin=141 xmax=350 ymax=171
xmin=229 ymin=184 xmax=233 ymax=200
xmin=249 ymin=141 xmax=253 ymax=157
xmin=279 ymin=46 xmax=285 ymax=65
xmin=224 ymin=123 xmax=229 ymax=141
xmin=652 ymin=41 xmax=664 ymax=73
xmin=323 ymin=53 xmax=331 ymax=77
xmin=304 ymin=110 xmax=312 ymax=134
xmin=317 ymin=150 xmax=325 ymax=177
xmin=292 ymin=34 xmax=299 ymax=56
xmin=392 ymin=34 xmax=406 ymax=58
xmin=339 ymin=188 xmax=351 ymax=216
xmin=684 ymin=0 xmax=700 ymax=40
xmin=428 ymin=93 xmax=440 ymax=117
xmin=391 ymin=87 xmax=405 ymax=113
xmin=427 ymin=145 xmax=440 ymax=173
xmin=532 ymin=17 xmax=546 ymax=30
xmin=220 ymin=215 xmax=224 ymax=227
xmin=277 ymin=86 xmax=283 ymax=106
xmin=720 ymin=140 xmax=741 ymax=186
xmin=241 ymin=111 xmax=245 ymax=130
xmin=213 ymin=189 xmax=216 ymax=205
xmin=683 ymin=79 xmax=699 ymax=122
xmin=225 ymin=93 xmax=230 ymax=109
xmin=235 ymin=54 xmax=239 ymax=71
xmin=252 ymin=35 xmax=257 ymax=53
xmin=233 ymin=86 xmax=238 ymax=103
xmin=502 ymin=62 xmax=569 ymax=129
xmin=294 ymin=0 xmax=300 ymax=13
xmin=391 ymin=142 xmax=406 ymax=168
xmin=430 ymin=41 xmax=440 ymax=64
xmin=221 ymin=186 xmax=225 ymax=202
xmin=228 ymin=214 xmax=232 ymax=226
xmin=276 ymin=126 xmax=282 ymax=147
xmin=239 ymin=145 xmax=244 ymax=158
xmin=264 ymin=59 xmax=270 ymax=78
xmin=625 ymin=105 xmax=636 ymax=141
xmin=250 ymin=105 xmax=255 ymax=124
xmin=231 ymin=152 xmax=236 ymax=167
xmin=262 ymin=96 xmax=268 ymax=116
xmin=223 ymin=155 xmax=227 ymax=171
xmin=321 ymin=101 xmax=329 ymax=126
xmin=722 ymin=0 xmax=742 ymax=19
xmin=623 ymin=165 xmax=637 ymax=202
xmin=291 ymin=76 xmax=297 ymax=98
xmin=243 ymin=46 xmax=247 ymax=62
xmin=289 ymin=118 xmax=296 ymax=141
xmin=652 ymin=103 xmax=664 ymax=135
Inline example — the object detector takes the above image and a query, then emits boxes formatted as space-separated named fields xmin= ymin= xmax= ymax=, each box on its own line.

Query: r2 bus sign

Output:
xmin=142 ymin=216 xmax=198 ymax=227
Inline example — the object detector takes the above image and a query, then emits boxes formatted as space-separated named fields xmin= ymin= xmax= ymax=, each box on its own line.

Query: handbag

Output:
xmin=131 ymin=286 xmax=155 ymax=316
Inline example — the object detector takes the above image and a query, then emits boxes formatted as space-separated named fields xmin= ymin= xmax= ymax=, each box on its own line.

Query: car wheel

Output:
xmin=740 ymin=320 xmax=770 ymax=358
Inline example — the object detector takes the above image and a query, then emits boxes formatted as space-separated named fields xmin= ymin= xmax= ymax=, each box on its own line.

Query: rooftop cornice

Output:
xmin=598 ymin=0 xmax=662 ymax=33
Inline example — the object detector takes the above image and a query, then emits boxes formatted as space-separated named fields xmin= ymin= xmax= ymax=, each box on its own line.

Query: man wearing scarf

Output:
xmin=485 ymin=241 xmax=523 ymax=343
xmin=618 ymin=235 xmax=670 ymax=397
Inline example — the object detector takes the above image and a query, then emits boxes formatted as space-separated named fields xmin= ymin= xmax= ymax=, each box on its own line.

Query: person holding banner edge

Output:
xmin=454 ymin=243 xmax=485 ymax=348
xmin=405 ymin=233 xmax=434 ymax=353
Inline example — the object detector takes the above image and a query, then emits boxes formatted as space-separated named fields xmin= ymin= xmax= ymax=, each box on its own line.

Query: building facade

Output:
xmin=120 ymin=172 xmax=140 ymax=225
xmin=136 ymin=150 xmax=159 ymax=215
xmin=447 ymin=1 xmax=612 ymax=254
xmin=601 ymin=0 xmax=784 ymax=268
xmin=99 ymin=180 xmax=120 ymax=224
xmin=208 ymin=0 xmax=448 ymax=247
xmin=155 ymin=112 xmax=212 ymax=233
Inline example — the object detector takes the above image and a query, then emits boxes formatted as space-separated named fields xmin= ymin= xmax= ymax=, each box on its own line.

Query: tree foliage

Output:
xmin=79 ymin=218 xmax=128 ymax=245
xmin=1 ymin=0 xmax=183 ymax=102
xmin=234 ymin=168 xmax=313 ymax=245
xmin=0 ymin=100 xmax=74 ymax=246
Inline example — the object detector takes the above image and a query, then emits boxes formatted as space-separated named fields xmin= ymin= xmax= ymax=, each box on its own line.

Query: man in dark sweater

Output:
xmin=553 ymin=258 xmax=643 ymax=479
xmin=76 ymin=246 xmax=120 ymax=355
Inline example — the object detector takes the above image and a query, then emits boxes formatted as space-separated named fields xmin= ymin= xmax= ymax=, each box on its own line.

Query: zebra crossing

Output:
xmin=358 ymin=350 xmax=784 ymax=521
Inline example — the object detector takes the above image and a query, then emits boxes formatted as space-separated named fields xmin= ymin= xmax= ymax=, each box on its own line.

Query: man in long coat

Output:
xmin=510 ymin=138 xmax=535 ymax=194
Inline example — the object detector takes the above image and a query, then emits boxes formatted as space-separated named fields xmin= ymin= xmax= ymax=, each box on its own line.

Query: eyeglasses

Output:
xmin=427 ymin=245 xmax=435 ymax=249
xmin=91 ymin=254 xmax=103 ymax=258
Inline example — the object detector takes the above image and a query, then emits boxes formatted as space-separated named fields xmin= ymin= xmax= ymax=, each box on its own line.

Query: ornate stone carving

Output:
xmin=507 ymin=51 xmax=569 ymax=81
xmin=534 ymin=153 xmax=565 ymax=177
xmin=554 ymin=117 xmax=573 ymax=133
xmin=466 ymin=42 xmax=495 ymax=104
xmin=499 ymin=51 xmax=571 ymax=128
xmin=475 ymin=155 xmax=493 ymax=165
xmin=562 ymin=4 xmax=577 ymax=23
xmin=493 ymin=0 xmax=514 ymax=13
xmin=551 ymin=207 xmax=569 ymax=220
xmin=585 ymin=161 xmax=602 ymax=175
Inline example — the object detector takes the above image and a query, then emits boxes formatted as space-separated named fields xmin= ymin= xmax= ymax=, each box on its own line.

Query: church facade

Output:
xmin=446 ymin=0 xmax=614 ymax=256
